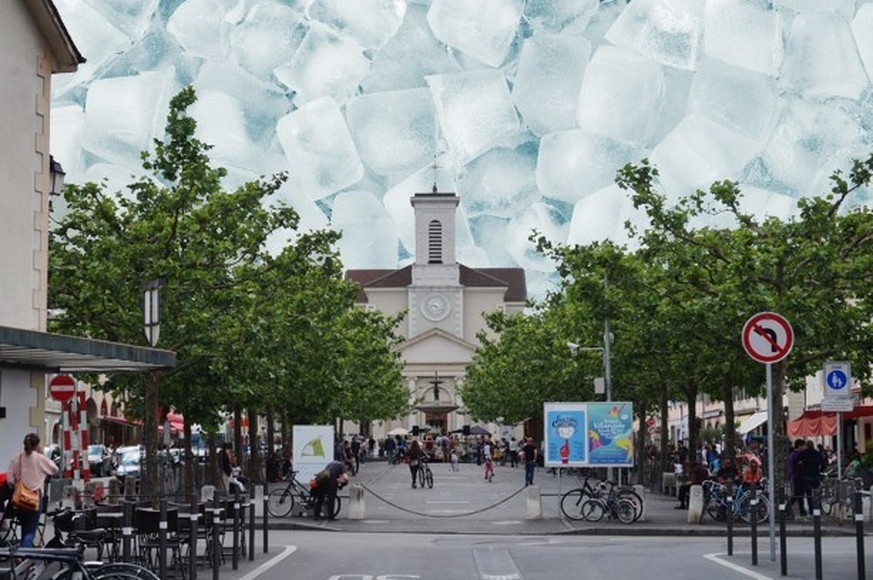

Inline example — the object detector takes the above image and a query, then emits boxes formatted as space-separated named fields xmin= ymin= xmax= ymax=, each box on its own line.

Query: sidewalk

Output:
xmin=261 ymin=460 xmax=870 ymax=537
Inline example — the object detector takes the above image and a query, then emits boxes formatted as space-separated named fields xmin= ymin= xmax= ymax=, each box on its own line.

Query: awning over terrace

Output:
xmin=0 ymin=325 xmax=175 ymax=373
xmin=787 ymin=406 xmax=873 ymax=438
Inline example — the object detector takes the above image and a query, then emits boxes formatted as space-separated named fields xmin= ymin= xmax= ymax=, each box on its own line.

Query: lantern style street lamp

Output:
xmin=143 ymin=278 xmax=165 ymax=347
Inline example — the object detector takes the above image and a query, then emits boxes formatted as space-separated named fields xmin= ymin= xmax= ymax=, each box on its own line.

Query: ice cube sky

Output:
xmin=51 ymin=0 xmax=873 ymax=300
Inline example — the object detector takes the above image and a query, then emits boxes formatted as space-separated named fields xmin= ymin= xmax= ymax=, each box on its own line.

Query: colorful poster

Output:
xmin=293 ymin=425 xmax=335 ymax=479
xmin=587 ymin=402 xmax=634 ymax=467
xmin=543 ymin=403 xmax=588 ymax=467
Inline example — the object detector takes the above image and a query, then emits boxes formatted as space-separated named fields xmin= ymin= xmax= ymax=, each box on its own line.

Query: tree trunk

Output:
xmin=266 ymin=407 xmax=275 ymax=457
xmin=207 ymin=430 xmax=219 ymax=488
xmin=772 ymin=360 xmax=789 ymax=489
xmin=636 ymin=398 xmax=647 ymax=485
xmin=183 ymin=421 xmax=194 ymax=496
xmin=721 ymin=374 xmax=737 ymax=461
xmin=659 ymin=381 xmax=669 ymax=476
xmin=233 ymin=404 xmax=243 ymax=456
xmin=686 ymin=380 xmax=699 ymax=464
xmin=248 ymin=406 xmax=262 ymax=484
xmin=143 ymin=373 xmax=160 ymax=503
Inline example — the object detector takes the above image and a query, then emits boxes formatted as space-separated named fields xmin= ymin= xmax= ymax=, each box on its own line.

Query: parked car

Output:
xmin=87 ymin=444 xmax=111 ymax=477
xmin=114 ymin=446 xmax=142 ymax=481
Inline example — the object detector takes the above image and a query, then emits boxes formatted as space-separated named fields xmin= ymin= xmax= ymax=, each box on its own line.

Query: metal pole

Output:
xmin=766 ymin=363 xmax=776 ymax=562
xmin=158 ymin=498 xmax=167 ymax=580
xmin=751 ymin=488 xmax=759 ymax=566
xmin=263 ymin=480 xmax=269 ymax=554
xmin=211 ymin=496 xmax=220 ymax=580
xmin=812 ymin=490 xmax=822 ymax=580
xmin=604 ymin=318 xmax=613 ymax=483
xmin=122 ymin=501 xmax=132 ymax=563
xmin=248 ymin=484 xmax=255 ymax=561
xmin=778 ymin=488 xmax=787 ymax=577
xmin=836 ymin=412 xmax=842 ymax=480
xmin=726 ymin=494 xmax=734 ymax=556
xmin=855 ymin=491 xmax=866 ymax=580
xmin=232 ymin=486 xmax=240 ymax=570
xmin=189 ymin=493 xmax=198 ymax=580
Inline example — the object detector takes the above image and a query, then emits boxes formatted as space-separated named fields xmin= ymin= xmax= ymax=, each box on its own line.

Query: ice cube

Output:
xmin=82 ymin=70 xmax=176 ymax=170
xmin=50 ymin=104 xmax=86 ymax=183
xmin=362 ymin=4 xmax=459 ymax=92
xmin=605 ymin=0 xmax=704 ymax=71
xmin=567 ymin=184 xmax=644 ymax=248
xmin=274 ymin=22 xmax=371 ymax=107
xmin=703 ymin=0 xmax=784 ymax=77
xmin=230 ymin=2 xmax=307 ymax=80
xmin=536 ymin=129 xmax=639 ymax=204
xmin=331 ymin=191 xmax=400 ymax=269
xmin=426 ymin=70 xmax=521 ymax=166
xmin=457 ymin=142 xmax=540 ymax=218
xmin=166 ymin=0 xmax=233 ymax=60
xmin=851 ymin=6 xmax=873 ymax=84
xmin=97 ymin=27 xmax=200 ymax=90
xmin=506 ymin=202 xmax=569 ymax=272
xmin=780 ymin=12 xmax=869 ymax=101
xmin=305 ymin=0 xmax=406 ymax=50
xmin=82 ymin=0 xmax=159 ymax=37
xmin=426 ymin=0 xmax=524 ymax=67
xmin=688 ymin=58 xmax=781 ymax=142
xmin=275 ymin=96 xmax=364 ymax=200
xmin=775 ymin=0 xmax=856 ymax=20
xmin=345 ymin=89 xmax=437 ymax=177
xmin=512 ymin=33 xmax=591 ymax=136
xmin=523 ymin=0 xmax=599 ymax=34
xmin=576 ymin=46 xmax=666 ymax=148
xmin=650 ymin=114 xmax=759 ymax=196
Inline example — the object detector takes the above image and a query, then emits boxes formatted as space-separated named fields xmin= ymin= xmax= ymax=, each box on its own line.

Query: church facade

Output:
xmin=345 ymin=191 xmax=526 ymax=437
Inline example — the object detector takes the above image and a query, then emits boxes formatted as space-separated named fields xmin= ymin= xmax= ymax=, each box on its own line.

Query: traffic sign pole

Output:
xmin=742 ymin=312 xmax=793 ymax=565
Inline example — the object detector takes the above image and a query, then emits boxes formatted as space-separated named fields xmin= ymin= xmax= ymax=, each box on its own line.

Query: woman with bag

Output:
xmin=7 ymin=433 xmax=57 ymax=546
xmin=407 ymin=439 xmax=424 ymax=489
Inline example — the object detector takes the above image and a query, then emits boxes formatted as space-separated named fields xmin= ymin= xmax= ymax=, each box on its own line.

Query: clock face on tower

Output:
xmin=421 ymin=293 xmax=451 ymax=322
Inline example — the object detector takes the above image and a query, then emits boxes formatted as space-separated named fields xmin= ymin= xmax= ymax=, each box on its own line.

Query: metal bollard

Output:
xmin=854 ymin=491 xmax=866 ymax=580
xmin=159 ymin=498 xmax=168 ymax=580
xmin=122 ymin=501 xmax=133 ymax=563
xmin=778 ymin=489 xmax=787 ymax=577
xmin=189 ymin=493 xmax=199 ymax=580
xmin=212 ymin=496 xmax=220 ymax=580
xmin=233 ymin=486 xmax=240 ymax=570
xmin=249 ymin=485 xmax=255 ymax=561
xmin=726 ymin=495 xmax=733 ymax=556
xmin=263 ymin=480 xmax=269 ymax=554
xmin=750 ymin=485 xmax=759 ymax=566
xmin=812 ymin=489 xmax=822 ymax=580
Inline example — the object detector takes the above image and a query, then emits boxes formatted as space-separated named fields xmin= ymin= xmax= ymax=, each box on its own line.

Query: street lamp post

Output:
xmin=143 ymin=279 xmax=165 ymax=347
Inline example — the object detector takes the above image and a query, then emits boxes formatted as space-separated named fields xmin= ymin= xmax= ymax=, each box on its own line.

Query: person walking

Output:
xmin=6 ymin=433 xmax=58 ymax=547
xmin=787 ymin=439 xmax=807 ymax=518
xmin=521 ymin=437 xmax=538 ymax=486
xmin=797 ymin=439 xmax=827 ymax=514
xmin=407 ymin=439 xmax=424 ymax=489
xmin=219 ymin=442 xmax=233 ymax=493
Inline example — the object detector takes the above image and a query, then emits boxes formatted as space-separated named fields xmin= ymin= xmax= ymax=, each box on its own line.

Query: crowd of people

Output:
xmin=664 ymin=438 xmax=869 ymax=517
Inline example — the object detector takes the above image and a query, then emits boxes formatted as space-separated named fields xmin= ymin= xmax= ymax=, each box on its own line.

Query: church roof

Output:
xmin=345 ymin=264 xmax=526 ymax=303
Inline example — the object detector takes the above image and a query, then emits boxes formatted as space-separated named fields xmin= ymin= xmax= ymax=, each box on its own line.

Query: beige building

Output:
xmin=0 ymin=0 xmax=173 ymax=468
xmin=346 ymin=190 xmax=526 ymax=437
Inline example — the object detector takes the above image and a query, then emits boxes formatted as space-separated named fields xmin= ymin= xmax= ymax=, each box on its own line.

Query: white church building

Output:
xmin=346 ymin=190 xmax=526 ymax=437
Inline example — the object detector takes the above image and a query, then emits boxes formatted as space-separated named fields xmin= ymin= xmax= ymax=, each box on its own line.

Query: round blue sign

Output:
xmin=826 ymin=370 xmax=848 ymax=390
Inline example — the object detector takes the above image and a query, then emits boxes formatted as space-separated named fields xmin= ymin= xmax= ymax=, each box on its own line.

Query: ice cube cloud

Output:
xmin=51 ymin=0 xmax=873 ymax=299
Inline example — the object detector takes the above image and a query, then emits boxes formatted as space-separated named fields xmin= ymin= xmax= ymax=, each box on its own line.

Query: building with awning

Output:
xmin=737 ymin=411 xmax=769 ymax=436
xmin=788 ymin=406 xmax=873 ymax=439
xmin=0 ymin=2 xmax=176 ymax=463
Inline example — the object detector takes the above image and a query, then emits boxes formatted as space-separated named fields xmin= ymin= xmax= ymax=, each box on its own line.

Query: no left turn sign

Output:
xmin=742 ymin=312 xmax=794 ymax=364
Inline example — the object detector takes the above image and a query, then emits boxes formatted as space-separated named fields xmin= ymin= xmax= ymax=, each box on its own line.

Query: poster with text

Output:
xmin=587 ymin=402 xmax=634 ymax=467
xmin=543 ymin=402 xmax=588 ymax=468
xmin=293 ymin=425 xmax=335 ymax=479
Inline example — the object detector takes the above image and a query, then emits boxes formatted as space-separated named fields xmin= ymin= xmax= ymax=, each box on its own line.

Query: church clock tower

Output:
xmin=408 ymin=190 xmax=462 ymax=338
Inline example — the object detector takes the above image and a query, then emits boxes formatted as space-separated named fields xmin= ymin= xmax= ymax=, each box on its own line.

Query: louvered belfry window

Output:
xmin=428 ymin=220 xmax=442 ymax=264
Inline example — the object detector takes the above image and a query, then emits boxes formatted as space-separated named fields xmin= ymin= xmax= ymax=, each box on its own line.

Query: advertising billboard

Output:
xmin=543 ymin=402 xmax=634 ymax=468
xmin=292 ymin=425 xmax=335 ymax=479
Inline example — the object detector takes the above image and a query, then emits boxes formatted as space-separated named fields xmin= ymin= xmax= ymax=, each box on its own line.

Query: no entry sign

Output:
xmin=742 ymin=312 xmax=794 ymax=364
xmin=49 ymin=374 xmax=76 ymax=402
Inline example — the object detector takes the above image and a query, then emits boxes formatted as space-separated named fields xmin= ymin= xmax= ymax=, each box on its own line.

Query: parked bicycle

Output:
xmin=0 ymin=545 xmax=158 ymax=579
xmin=702 ymin=479 xmax=770 ymax=524
xmin=560 ymin=475 xmax=643 ymax=523
xmin=267 ymin=470 xmax=341 ymax=519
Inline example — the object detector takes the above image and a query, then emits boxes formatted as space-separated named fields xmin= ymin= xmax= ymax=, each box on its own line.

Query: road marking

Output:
xmin=474 ymin=549 xmax=523 ymax=580
xmin=426 ymin=500 xmax=471 ymax=504
xmin=703 ymin=553 xmax=773 ymax=580
xmin=238 ymin=545 xmax=297 ymax=580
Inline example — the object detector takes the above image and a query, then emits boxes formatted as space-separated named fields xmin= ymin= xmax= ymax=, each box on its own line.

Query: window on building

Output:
xmin=428 ymin=220 xmax=442 ymax=263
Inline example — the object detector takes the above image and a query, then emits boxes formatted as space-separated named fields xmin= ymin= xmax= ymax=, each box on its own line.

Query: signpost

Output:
xmin=742 ymin=312 xmax=794 ymax=564
xmin=822 ymin=361 xmax=853 ymax=478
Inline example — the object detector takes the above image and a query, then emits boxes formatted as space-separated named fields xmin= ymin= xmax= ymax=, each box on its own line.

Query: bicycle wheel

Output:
xmin=738 ymin=493 xmax=770 ymax=525
xmin=329 ymin=496 xmax=342 ymax=519
xmin=580 ymin=499 xmax=605 ymax=522
xmin=560 ymin=489 xmax=591 ymax=521
xmin=267 ymin=488 xmax=295 ymax=518
xmin=614 ymin=498 xmax=637 ymax=524
xmin=425 ymin=468 xmax=434 ymax=489
xmin=91 ymin=563 xmax=161 ymax=579
xmin=417 ymin=466 xmax=425 ymax=488
xmin=616 ymin=489 xmax=644 ymax=522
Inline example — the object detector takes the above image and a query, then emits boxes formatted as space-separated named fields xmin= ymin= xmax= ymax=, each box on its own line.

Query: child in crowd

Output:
xmin=450 ymin=450 xmax=459 ymax=472
xmin=484 ymin=453 xmax=495 ymax=482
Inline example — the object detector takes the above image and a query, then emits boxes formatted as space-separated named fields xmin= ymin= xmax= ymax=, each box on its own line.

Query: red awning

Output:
xmin=787 ymin=405 xmax=873 ymax=438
